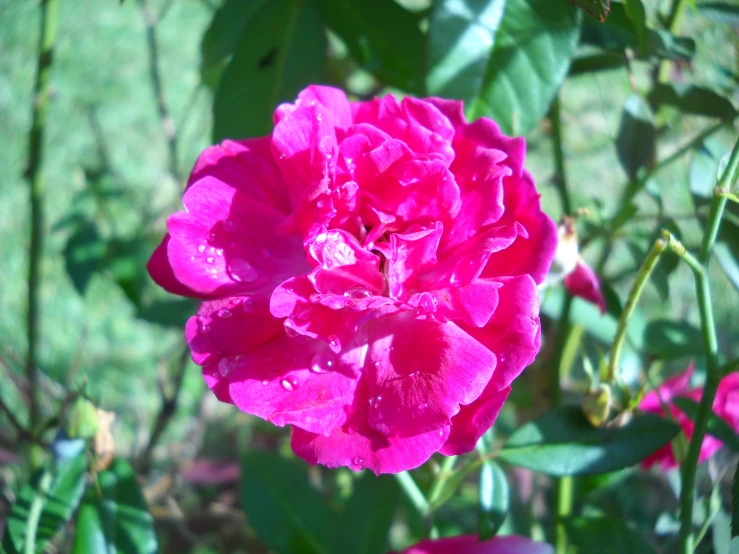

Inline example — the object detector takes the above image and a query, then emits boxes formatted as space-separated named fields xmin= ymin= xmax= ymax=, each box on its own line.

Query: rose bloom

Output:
xmin=394 ymin=535 xmax=553 ymax=554
xmin=639 ymin=366 xmax=739 ymax=470
xmin=148 ymin=86 xmax=557 ymax=474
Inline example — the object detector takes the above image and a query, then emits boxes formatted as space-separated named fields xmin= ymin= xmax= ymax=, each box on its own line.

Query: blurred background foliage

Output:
xmin=0 ymin=0 xmax=738 ymax=552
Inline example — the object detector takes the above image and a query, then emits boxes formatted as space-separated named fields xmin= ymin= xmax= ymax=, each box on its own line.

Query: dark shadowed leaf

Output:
xmin=733 ymin=462 xmax=739 ymax=537
xmin=498 ymin=407 xmax=680 ymax=476
xmin=316 ymin=0 xmax=424 ymax=93
xmin=3 ymin=454 xmax=87 ymax=554
xmin=137 ymin=299 xmax=197 ymax=328
xmin=617 ymin=95 xmax=655 ymax=181
xmin=427 ymin=0 xmax=580 ymax=136
xmin=672 ymin=397 xmax=739 ymax=454
xmin=623 ymin=0 xmax=646 ymax=55
xmin=64 ymin=222 xmax=107 ymax=295
xmin=70 ymin=459 xmax=157 ymax=554
xmin=199 ymin=0 xmax=271 ymax=89
xmin=241 ymin=452 xmax=334 ymax=554
xmin=699 ymin=3 xmax=739 ymax=27
xmin=601 ymin=281 xmax=623 ymax=319
xmin=478 ymin=460 xmax=508 ymax=540
xmin=566 ymin=516 xmax=656 ymax=553
xmin=565 ymin=0 xmax=610 ymax=21
xmin=569 ymin=52 xmax=625 ymax=75
xmin=336 ymin=473 xmax=400 ymax=554
xmin=643 ymin=320 xmax=704 ymax=359
xmin=213 ymin=0 xmax=327 ymax=141
xmin=648 ymin=84 xmax=738 ymax=120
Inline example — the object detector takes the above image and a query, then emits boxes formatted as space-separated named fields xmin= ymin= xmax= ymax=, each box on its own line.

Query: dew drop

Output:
xmin=197 ymin=245 xmax=206 ymax=253
xmin=207 ymin=232 xmax=216 ymax=241
xmin=310 ymin=351 xmax=336 ymax=373
xmin=316 ymin=113 xmax=323 ymax=122
xmin=218 ymin=358 xmax=237 ymax=377
xmin=218 ymin=308 xmax=232 ymax=318
xmin=215 ymin=248 xmax=223 ymax=256
xmin=281 ymin=378 xmax=297 ymax=391
xmin=328 ymin=335 xmax=340 ymax=350
xmin=229 ymin=258 xmax=258 ymax=282
xmin=369 ymin=395 xmax=382 ymax=407
xmin=285 ymin=322 xmax=299 ymax=338
xmin=206 ymin=256 xmax=215 ymax=264
xmin=344 ymin=288 xmax=371 ymax=299
xmin=201 ymin=324 xmax=211 ymax=333
xmin=352 ymin=457 xmax=363 ymax=467
xmin=261 ymin=380 xmax=268 ymax=386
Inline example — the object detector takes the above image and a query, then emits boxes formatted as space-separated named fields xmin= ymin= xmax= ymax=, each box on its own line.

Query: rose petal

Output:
xmin=564 ymin=260 xmax=607 ymax=313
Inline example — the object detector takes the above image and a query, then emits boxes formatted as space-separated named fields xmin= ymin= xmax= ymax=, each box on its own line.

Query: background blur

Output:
xmin=1 ymin=0 xmax=738 ymax=552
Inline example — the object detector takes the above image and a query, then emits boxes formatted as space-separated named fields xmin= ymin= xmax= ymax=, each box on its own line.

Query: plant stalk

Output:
xmin=24 ymin=468 xmax=53 ymax=554
xmin=677 ymin=135 xmax=739 ymax=553
xmin=26 ymin=0 xmax=60 ymax=460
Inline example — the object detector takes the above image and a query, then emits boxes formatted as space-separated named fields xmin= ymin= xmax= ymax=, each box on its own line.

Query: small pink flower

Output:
xmin=639 ymin=366 xmax=739 ymax=470
xmin=148 ymin=86 xmax=557 ymax=474
xmin=546 ymin=220 xmax=605 ymax=313
xmin=395 ymin=535 xmax=554 ymax=554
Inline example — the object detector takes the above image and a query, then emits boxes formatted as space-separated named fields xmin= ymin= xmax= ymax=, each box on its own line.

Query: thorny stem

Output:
xmin=138 ymin=0 xmax=182 ymax=185
xmin=26 ymin=0 xmax=60 ymax=467
xmin=678 ymin=134 xmax=739 ymax=554
xmin=608 ymin=237 xmax=667 ymax=382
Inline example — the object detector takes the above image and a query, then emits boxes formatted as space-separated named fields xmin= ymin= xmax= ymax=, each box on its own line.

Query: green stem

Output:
xmin=26 ymin=0 xmax=60 ymax=458
xmin=550 ymin=97 xmax=571 ymax=216
xmin=396 ymin=471 xmax=430 ymax=517
xmin=678 ymin=135 xmax=739 ymax=554
xmin=24 ymin=468 xmax=53 ymax=554
xmin=608 ymin=237 xmax=667 ymax=382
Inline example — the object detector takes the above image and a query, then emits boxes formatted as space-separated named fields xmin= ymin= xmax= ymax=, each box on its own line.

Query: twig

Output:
xmin=138 ymin=0 xmax=182 ymax=185
xmin=25 ymin=0 xmax=60 ymax=458
xmin=677 ymin=134 xmax=739 ymax=554
xmin=136 ymin=346 xmax=190 ymax=471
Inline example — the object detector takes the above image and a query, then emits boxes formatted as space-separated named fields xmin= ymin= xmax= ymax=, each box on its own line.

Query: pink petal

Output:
xmin=387 ymin=223 xmax=443 ymax=302
xmin=275 ymin=85 xmax=353 ymax=135
xmin=399 ymin=535 xmax=554 ymax=554
xmin=290 ymin=421 xmax=450 ymax=475
xmin=365 ymin=313 xmax=496 ymax=438
xmin=564 ymin=260 xmax=607 ymax=313
xmin=166 ymin=176 xmax=309 ymax=297
xmin=186 ymin=137 xmax=291 ymax=214
xmin=203 ymin=334 xmax=357 ymax=436
xmin=147 ymin=235 xmax=202 ymax=298
xmin=441 ymin=386 xmax=510 ymax=456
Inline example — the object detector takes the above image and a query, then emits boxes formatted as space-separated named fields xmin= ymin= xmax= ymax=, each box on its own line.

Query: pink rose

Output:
xmin=148 ymin=86 xmax=557 ymax=474
xmin=639 ymin=366 xmax=739 ymax=470
xmin=394 ymin=535 xmax=554 ymax=554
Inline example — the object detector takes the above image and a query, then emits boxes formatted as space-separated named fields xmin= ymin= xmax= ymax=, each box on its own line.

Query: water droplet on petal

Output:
xmin=281 ymin=378 xmax=297 ymax=391
xmin=328 ymin=335 xmax=340 ymax=350
xmin=229 ymin=258 xmax=258 ymax=282
xmin=352 ymin=457 xmax=363 ymax=467
xmin=218 ymin=308 xmax=232 ymax=318
xmin=261 ymin=380 xmax=268 ymax=386
xmin=310 ymin=351 xmax=336 ymax=373
xmin=216 ymin=248 xmax=223 ymax=256
xmin=208 ymin=232 xmax=216 ymax=241
xmin=285 ymin=322 xmax=299 ymax=338
xmin=201 ymin=324 xmax=211 ymax=333
xmin=197 ymin=245 xmax=206 ymax=253
xmin=206 ymin=256 xmax=215 ymax=264
xmin=316 ymin=113 xmax=323 ymax=122
xmin=218 ymin=357 xmax=238 ymax=377
xmin=344 ymin=288 xmax=371 ymax=299
xmin=369 ymin=395 xmax=382 ymax=407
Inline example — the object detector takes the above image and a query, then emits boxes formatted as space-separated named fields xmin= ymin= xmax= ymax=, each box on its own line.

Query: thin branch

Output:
xmin=138 ymin=0 xmax=182 ymax=185
xmin=25 ymin=0 xmax=60 ymax=451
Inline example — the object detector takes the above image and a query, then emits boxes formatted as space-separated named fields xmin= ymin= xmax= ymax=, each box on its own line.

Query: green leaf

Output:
xmin=428 ymin=458 xmax=481 ymax=510
xmin=569 ymin=52 xmax=625 ymax=75
xmin=616 ymin=95 xmax=655 ymax=181
xmin=732 ymin=461 xmax=739 ymax=538
xmin=601 ymin=281 xmax=623 ymax=319
xmin=498 ymin=407 xmax=680 ymax=476
xmin=564 ymin=0 xmax=610 ymax=22
xmin=427 ymin=0 xmax=580 ymax=136
xmin=478 ymin=460 xmax=508 ymax=540
xmin=71 ymin=459 xmax=157 ymax=554
xmin=64 ymin=222 xmax=107 ymax=295
xmin=212 ymin=0 xmax=327 ymax=141
xmin=714 ymin=242 xmax=739 ymax=293
xmin=565 ymin=515 xmax=656 ymax=553
xmin=698 ymin=3 xmax=739 ymax=27
xmin=672 ymin=397 xmax=739 ymax=454
xmin=336 ymin=473 xmax=399 ymax=554
xmin=199 ymin=0 xmax=271 ymax=90
xmin=623 ymin=0 xmax=647 ymax=55
xmin=643 ymin=320 xmax=704 ymax=359
xmin=240 ymin=452 xmax=334 ymax=554
xmin=316 ymin=0 xmax=424 ymax=93
xmin=3 ymin=454 xmax=87 ymax=554
xmin=648 ymin=84 xmax=738 ymax=120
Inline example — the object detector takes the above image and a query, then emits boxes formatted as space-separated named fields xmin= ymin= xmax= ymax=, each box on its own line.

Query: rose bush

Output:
xmin=148 ymin=85 xmax=557 ymax=474
xmin=639 ymin=366 xmax=739 ymax=470
xmin=394 ymin=535 xmax=553 ymax=554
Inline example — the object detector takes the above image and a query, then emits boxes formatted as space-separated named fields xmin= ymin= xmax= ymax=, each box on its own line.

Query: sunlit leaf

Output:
xmin=213 ymin=0 xmax=327 ymax=141
xmin=498 ymin=407 xmax=680 ymax=476
xmin=427 ymin=0 xmax=580 ymax=135
xmin=3 ymin=454 xmax=87 ymax=554
xmin=478 ymin=460 xmax=508 ymax=540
